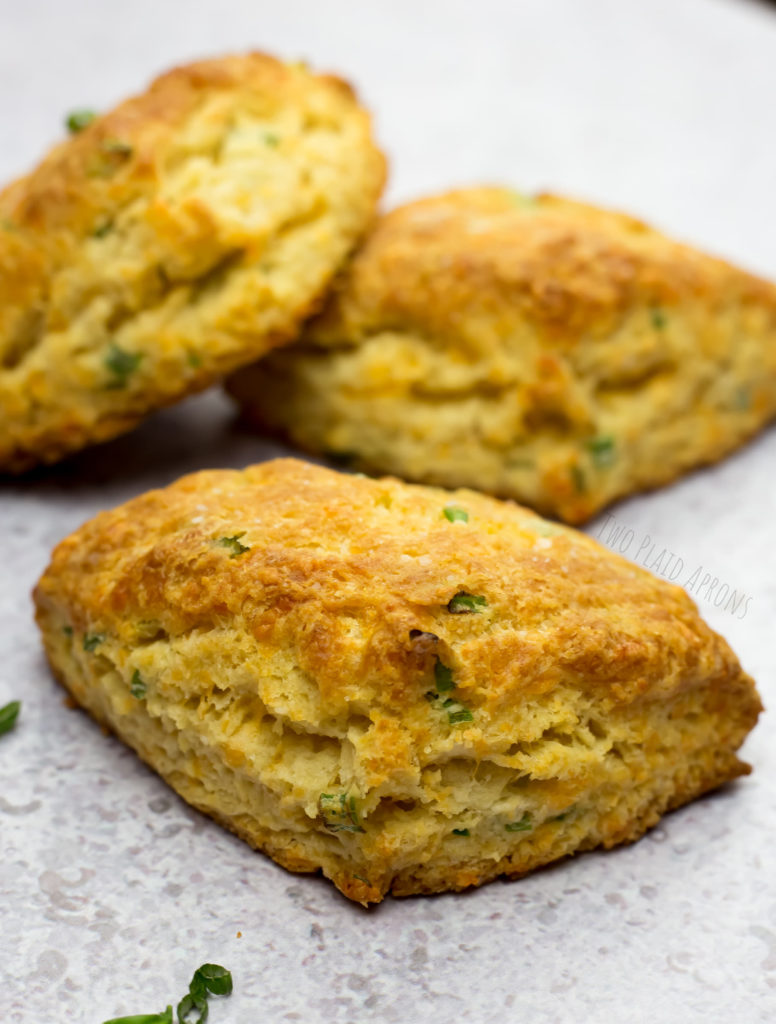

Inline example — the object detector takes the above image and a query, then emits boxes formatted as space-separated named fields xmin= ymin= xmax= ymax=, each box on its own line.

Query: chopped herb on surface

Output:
xmin=83 ymin=633 xmax=105 ymax=652
xmin=447 ymin=592 xmax=487 ymax=614
xmin=505 ymin=812 xmax=532 ymax=833
xmin=62 ymin=625 xmax=73 ymax=637
xmin=178 ymin=963 xmax=233 ymax=1023
xmin=586 ymin=435 xmax=616 ymax=469
xmin=650 ymin=307 xmax=667 ymax=330
xmin=452 ymin=828 xmax=470 ymax=836
xmin=105 ymin=342 xmax=142 ymax=388
xmin=319 ymin=792 xmax=365 ymax=833
xmin=353 ymin=873 xmax=370 ymax=884
xmin=130 ymin=670 xmax=147 ymax=699
xmin=216 ymin=534 xmax=250 ymax=558
xmin=93 ymin=219 xmax=113 ymax=238
xmin=66 ymin=109 xmax=97 ymax=133
xmin=103 ymin=1012 xmax=173 ymax=1024
xmin=434 ymin=659 xmax=456 ymax=692
xmin=186 ymin=351 xmax=203 ymax=369
xmin=0 ymin=701 xmax=21 ymax=737
xmin=443 ymin=505 xmax=469 ymax=523
xmin=102 ymin=963 xmax=232 ymax=1024
xmin=264 ymin=132 xmax=280 ymax=146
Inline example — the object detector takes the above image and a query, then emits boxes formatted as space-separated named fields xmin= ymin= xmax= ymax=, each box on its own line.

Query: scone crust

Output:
xmin=228 ymin=188 xmax=776 ymax=523
xmin=0 ymin=53 xmax=385 ymax=471
xmin=34 ymin=459 xmax=761 ymax=902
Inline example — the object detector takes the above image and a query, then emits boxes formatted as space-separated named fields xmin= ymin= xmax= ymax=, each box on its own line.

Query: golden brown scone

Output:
xmin=34 ymin=459 xmax=760 ymax=904
xmin=0 ymin=54 xmax=385 ymax=472
xmin=227 ymin=188 xmax=776 ymax=523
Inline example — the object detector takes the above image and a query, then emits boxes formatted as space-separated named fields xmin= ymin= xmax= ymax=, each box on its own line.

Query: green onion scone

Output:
xmin=0 ymin=53 xmax=384 ymax=471
xmin=34 ymin=459 xmax=760 ymax=904
xmin=227 ymin=188 xmax=776 ymax=523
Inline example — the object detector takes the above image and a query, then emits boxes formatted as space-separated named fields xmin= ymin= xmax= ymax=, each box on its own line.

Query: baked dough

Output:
xmin=227 ymin=188 xmax=776 ymax=523
xmin=34 ymin=458 xmax=761 ymax=903
xmin=0 ymin=53 xmax=385 ymax=471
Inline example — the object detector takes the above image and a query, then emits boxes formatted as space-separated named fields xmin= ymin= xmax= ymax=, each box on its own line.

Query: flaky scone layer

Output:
xmin=0 ymin=53 xmax=385 ymax=471
xmin=228 ymin=188 xmax=776 ymax=523
xmin=34 ymin=459 xmax=761 ymax=903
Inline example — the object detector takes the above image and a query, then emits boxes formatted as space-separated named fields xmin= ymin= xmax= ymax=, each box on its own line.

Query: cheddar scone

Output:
xmin=34 ymin=459 xmax=761 ymax=904
xmin=228 ymin=188 xmax=776 ymax=523
xmin=0 ymin=53 xmax=385 ymax=472
xmin=35 ymin=460 xmax=761 ymax=901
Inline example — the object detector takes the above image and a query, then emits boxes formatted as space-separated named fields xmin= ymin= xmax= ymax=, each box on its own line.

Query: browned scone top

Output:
xmin=228 ymin=188 xmax=776 ymax=523
xmin=34 ymin=459 xmax=761 ymax=903
xmin=0 ymin=53 xmax=385 ymax=471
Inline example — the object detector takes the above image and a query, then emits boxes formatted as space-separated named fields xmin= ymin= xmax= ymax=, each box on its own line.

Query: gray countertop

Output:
xmin=2 ymin=2 xmax=775 ymax=1021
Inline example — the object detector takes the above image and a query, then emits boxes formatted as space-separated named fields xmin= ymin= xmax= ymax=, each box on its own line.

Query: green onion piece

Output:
xmin=442 ymin=699 xmax=474 ymax=725
xmin=447 ymin=592 xmax=487 ymax=614
xmin=733 ymin=386 xmax=751 ymax=411
xmin=177 ymin=964 xmax=233 ymax=1024
xmin=533 ymin=520 xmax=562 ymax=537
xmin=319 ymin=792 xmax=365 ymax=833
xmin=447 ymin=708 xmax=474 ymax=725
xmin=62 ymin=625 xmax=74 ymax=637
xmin=452 ymin=828 xmax=470 ymax=836
xmin=176 ymin=994 xmax=204 ymax=1024
xmin=264 ymin=133 xmax=280 ymax=147
xmin=505 ymin=812 xmax=532 ymax=832
xmin=195 ymin=965 xmax=233 ymax=997
xmin=434 ymin=659 xmax=456 ymax=692
xmin=105 ymin=343 xmax=142 ymax=389
xmin=66 ymin=109 xmax=97 ymax=133
xmin=103 ymin=964 xmax=232 ymax=1024
xmin=570 ymin=465 xmax=587 ymax=494
xmin=93 ymin=219 xmax=113 ymax=238
xmin=130 ymin=670 xmax=147 ymax=699
xmin=443 ymin=506 xmax=469 ymax=523
xmin=0 ymin=701 xmax=21 ymax=737
xmin=549 ymin=804 xmax=574 ymax=822
xmin=650 ymin=307 xmax=667 ymax=329
xmin=102 ymin=138 xmax=133 ymax=156
xmin=506 ymin=189 xmax=537 ymax=209
xmin=216 ymin=534 xmax=249 ymax=558
xmin=586 ymin=435 xmax=616 ymax=469
xmin=103 ymin=1011 xmax=172 ymax=1024
xmin=83 ymin=633 xmax=105 ymax=652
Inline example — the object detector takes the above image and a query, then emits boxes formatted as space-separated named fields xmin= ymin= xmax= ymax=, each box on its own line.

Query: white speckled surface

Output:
xmin=1 ymin=1 xmax=776 ymax=1021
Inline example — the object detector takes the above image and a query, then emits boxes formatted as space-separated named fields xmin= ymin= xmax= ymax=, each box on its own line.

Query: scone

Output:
xmin=227 ymin=188 xmax=776 ymax=523
xmin=34 ymin=458 xmax=760 ymax=904
xmin=0 ymin=53 xmax=385 ymax=472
